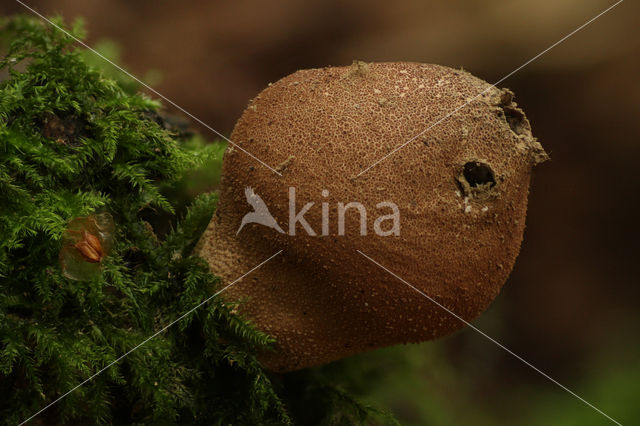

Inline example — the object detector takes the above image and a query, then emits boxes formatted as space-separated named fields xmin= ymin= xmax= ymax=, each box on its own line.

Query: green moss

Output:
xmin=0 ymin=16 xmax=285 ymax=424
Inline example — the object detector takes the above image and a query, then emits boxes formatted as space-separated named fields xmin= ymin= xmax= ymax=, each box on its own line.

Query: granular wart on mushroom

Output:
xmin=196 ymin=61 xmax=548 ymax=372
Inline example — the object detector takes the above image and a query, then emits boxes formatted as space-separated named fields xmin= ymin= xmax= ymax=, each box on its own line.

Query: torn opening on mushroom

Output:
xmin=498 ymin=89 xmax=530 ymax=136
xmin=456 ymin=161 xmax=497 ymax=199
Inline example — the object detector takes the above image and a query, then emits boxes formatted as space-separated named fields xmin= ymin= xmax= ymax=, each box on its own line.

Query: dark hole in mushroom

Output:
xmin=463 ymin=161 xmax=495 ymax=188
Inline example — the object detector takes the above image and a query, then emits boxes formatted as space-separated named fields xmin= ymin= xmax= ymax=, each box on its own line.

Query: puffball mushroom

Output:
xmin=195 ymin=61 xmax=547 ymax=372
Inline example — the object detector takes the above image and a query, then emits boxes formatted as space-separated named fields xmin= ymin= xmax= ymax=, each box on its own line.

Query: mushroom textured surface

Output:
xmin=196 ymin=61 xmax=548 ymax=372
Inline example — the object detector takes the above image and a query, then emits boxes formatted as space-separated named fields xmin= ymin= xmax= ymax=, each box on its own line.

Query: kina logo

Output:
xmin=236 ymin=187 xmax=285 ymax=235
xmin=236 ymin=187 xmax=400 ymax=237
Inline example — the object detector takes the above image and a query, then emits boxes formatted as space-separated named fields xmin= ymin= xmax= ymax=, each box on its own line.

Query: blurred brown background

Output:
xmin=3 ymin=0 xmax=638 ymax=424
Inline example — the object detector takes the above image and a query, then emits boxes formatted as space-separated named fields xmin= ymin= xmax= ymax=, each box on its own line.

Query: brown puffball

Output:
xmin=195 ymin=61 xmax=547 ymax=372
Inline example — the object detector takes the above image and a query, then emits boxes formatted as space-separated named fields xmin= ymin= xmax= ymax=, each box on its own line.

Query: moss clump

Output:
xmin=0 ymin=16 xmax=291 ymax=424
